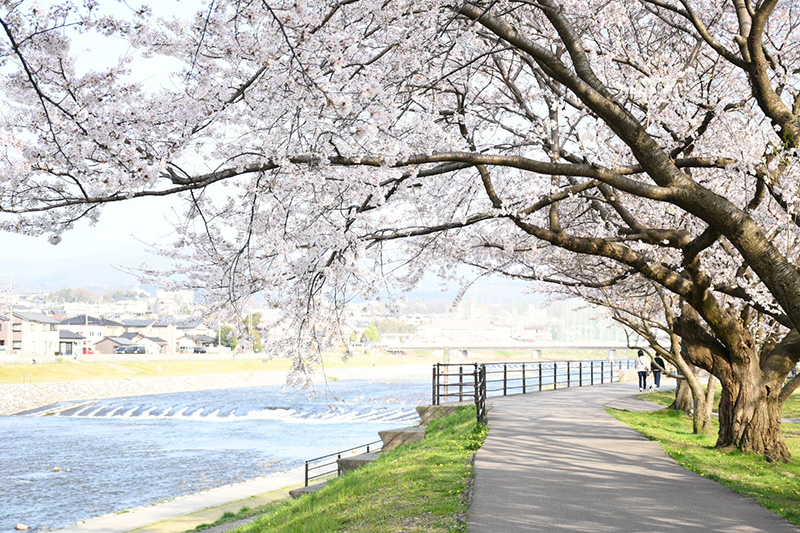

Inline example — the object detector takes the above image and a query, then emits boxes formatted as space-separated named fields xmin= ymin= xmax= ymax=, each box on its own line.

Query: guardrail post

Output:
xmin=476 ymin=364 xmax=487 ymax=424
xmin=473 ymin=364 xmax=479 ymax=415
xmin=590 ymin=360 xmax=594 ymax=385
xmin=305 ymin=461 xmax=310 ymax=487
xmin=458 ymin=365 xmax=464 ymax=402
xmin=553 ymin=362 xmax=558 ymax=390
xmin=539 ymin=363 xmax=543 ymax=391
xmin=503 ymin=364 xmax=508 ymax=396
xmin=579 ymin=361 xmax=583 ymax=387
xmin=522 ymin=363 xmax=527 ymax=394
xmin=432 ymin=364 xmax=438 ymax=405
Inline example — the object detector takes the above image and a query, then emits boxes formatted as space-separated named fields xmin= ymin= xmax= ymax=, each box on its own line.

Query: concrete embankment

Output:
xmin=0 ymin=363 xmax=431 ymax=416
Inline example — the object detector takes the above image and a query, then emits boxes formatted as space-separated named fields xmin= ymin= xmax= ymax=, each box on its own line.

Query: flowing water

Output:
xmin=0 ymin=377 xmax=429 ymax=532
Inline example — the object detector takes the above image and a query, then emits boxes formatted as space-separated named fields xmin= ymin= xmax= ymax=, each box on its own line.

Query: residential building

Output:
xmin=60 ymin=315 xmax=125 ymax=348
xmin=177 ymin=334 xmax=217 ymax=352
xmin=117 ymin=332 xmax=168 ymax=354
xmin=2 ymin=311 xmax=62 ymax=356
xmin=122 ymin=319 xmax=178 ymax=352
xmin=95 ymin=336 xmax=138 ymax=355
xmin=58 ymin=330 xmax=85 ymax=356
xmin=0 ymin=314 xmax=8 ymax=354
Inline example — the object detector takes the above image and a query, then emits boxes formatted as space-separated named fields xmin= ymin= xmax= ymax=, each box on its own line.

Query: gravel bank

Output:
xmin=0 ymin=363 xmax=431 ymax=416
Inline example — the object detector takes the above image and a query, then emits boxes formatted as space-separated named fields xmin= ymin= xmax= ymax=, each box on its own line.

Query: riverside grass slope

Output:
xmin=610 ymin=393 xmax=800 ymax=527
xmin=192 ymin=406 xmax=487 ymax=533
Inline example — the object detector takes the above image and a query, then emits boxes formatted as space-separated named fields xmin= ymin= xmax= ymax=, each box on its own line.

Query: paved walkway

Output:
xmin=469 ymin=382 xmax=799 ymax=532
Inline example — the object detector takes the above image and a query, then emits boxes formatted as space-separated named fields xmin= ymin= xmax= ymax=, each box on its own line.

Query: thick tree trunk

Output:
xmin=675 ymin=308 xmax=792 ymax=460
xmin=717 ymin=362 xmax=790 ymax=462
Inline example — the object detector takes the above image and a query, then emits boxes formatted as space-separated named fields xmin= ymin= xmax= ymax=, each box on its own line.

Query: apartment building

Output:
xmin=0 ymin=311 xmax=61 ymax=356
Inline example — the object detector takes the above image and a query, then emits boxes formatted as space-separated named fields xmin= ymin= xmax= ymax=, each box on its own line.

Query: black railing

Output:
xmin=303 ymin=440 xmax=383 ymax=487
xmin=475 ymin=364 xmax=487 ymax=424
xmin=433 ymin=359 xmax=636 ymax=423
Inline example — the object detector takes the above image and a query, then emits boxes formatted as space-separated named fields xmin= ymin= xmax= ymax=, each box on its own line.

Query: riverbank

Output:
xmin=51 ymin=467 xmax=307 ymax=533
xmin=0 ymin=363 xmax=432 ymax=416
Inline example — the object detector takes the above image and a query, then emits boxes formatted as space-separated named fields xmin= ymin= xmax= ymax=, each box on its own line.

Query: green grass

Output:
xmin=783 ymin=393 xmax=800 ymax=418
xmin=610 ymin=406 xmax=800 ymax=526
xmin=226 ymin=406 xmax=486 ymax=533
xmin=186 ymin=505 xmax=280 ymax=532
xmin=636 ymin=389 xmax=800 ymax=417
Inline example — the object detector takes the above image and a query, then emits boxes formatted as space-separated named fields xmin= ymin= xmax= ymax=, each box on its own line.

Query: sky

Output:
xmin=0 ymin=196 xmax=179 ymax=291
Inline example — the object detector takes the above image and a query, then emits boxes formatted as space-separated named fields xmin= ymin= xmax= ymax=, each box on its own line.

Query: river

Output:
xmin=0 ymin=377 xmax=430 ymax=532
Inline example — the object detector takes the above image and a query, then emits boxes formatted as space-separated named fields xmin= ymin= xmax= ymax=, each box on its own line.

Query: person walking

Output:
xmin=636 ymin=350 xmax=651 ymax=392
xmin=652 ymin=354 xmax=666 ymax=391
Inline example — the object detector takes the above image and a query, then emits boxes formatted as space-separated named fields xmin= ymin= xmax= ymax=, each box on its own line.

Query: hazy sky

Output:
xmin=1 ymin=195 xmax=180 ymax=291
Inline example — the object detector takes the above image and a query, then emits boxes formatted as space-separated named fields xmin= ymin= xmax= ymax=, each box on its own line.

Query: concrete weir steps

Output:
xmin=378 ymin=426 xmax=426 ymax=452
xmin=288 ymin=481 xmax=328 ymax=499
xmin=337 ymin=451 xmax=382 ymax=473
xmin=289 ymin=402 xmax=466 ymax=499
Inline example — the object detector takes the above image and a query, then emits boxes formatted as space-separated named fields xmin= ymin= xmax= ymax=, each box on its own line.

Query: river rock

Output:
xmin=15 ymin=523 xmax=29 ymax=530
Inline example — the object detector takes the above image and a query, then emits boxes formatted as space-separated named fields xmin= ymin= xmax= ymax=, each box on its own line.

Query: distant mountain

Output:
xmin=0 ymin=255 xmax=162 ymax=292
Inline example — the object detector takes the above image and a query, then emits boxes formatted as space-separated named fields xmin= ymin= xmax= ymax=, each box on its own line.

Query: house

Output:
xmin=0 ymin=311 xmax=62 ymax=356
xmin=0 ymin=314 xmax=9 ymax=355
xmin=121 ymin=319 xmax=157 ymax=334
xmin=122 ymin=319 xmax=178 ymax=353
xmin=94 ymin=336 xmax=139 ymax=355
xmin=176 ymin=320 xmax=217 ymax=339
xmin=61 ymin=315 xmax=125 ymax=345
xmin=58 ymin=330 xmax=85 ymax=356
xmin=118 ymin=332 xmax=168 ymax=354
xmin=177 ymin=334 xmax=217 ymax=352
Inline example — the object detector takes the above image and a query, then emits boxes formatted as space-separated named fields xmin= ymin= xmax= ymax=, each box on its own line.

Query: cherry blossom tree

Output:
xmin=2 ymin=1 xmax=800 ymax=459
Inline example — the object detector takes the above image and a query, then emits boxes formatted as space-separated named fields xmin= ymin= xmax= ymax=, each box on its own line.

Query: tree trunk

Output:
xmin=671 ymin=379 xmax=693 ymax=412
xmin=692 ymin=375 xmax=715 ymax=436
xmin=717 ymin=361 xmax=790 ymax=462
xmin=670 ymin=363 xmax=713 ymax=435
xmin=675 ymin=307 xmax=792 ymax=460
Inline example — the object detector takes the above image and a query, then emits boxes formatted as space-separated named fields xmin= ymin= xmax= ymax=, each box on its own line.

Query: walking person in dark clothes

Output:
xmin=651 ymin=354 xmax=666 ymax=391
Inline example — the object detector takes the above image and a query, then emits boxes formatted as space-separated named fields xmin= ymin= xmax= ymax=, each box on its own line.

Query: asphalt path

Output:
xmin=468 ymin=382 xmax=799 ymax=532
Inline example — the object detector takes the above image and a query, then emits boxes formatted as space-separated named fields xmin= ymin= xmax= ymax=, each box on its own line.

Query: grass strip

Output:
xmin=184 ymin=503 xmax=284 ymax=532
xmin=640 ymin=389 xmax=800 ymax=418
xmin=609 ymin=403 xmax=800 ymax=527
xmin=223 ymin=406 xmax=486 ymax=533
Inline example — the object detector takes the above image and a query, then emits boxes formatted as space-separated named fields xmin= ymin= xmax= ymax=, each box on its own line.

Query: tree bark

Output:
xmin=671 ymin=377 xmax=694 ymax=413
xmin=694 ymin=375 xmax=716 ymax=436
xmin=716 ymin=356 xmax=790 ymax=462
xmin=676 ymin=309 xmax=791 ymax=460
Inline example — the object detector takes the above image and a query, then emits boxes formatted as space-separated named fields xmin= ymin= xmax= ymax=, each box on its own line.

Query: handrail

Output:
xmin=432 ymin=359 xmax=636 ymax=423
xmin=475 ymin=364 xmax=487 ymax=424
xmin=303 ymin=440 xmax=383 ymax=486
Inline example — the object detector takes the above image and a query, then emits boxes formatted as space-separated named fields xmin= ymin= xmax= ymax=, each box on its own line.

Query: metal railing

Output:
xmin=433 ymin=359 xmax=636 ymax=423
xmin=302 ymin=440 xmax=383 ymax=487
